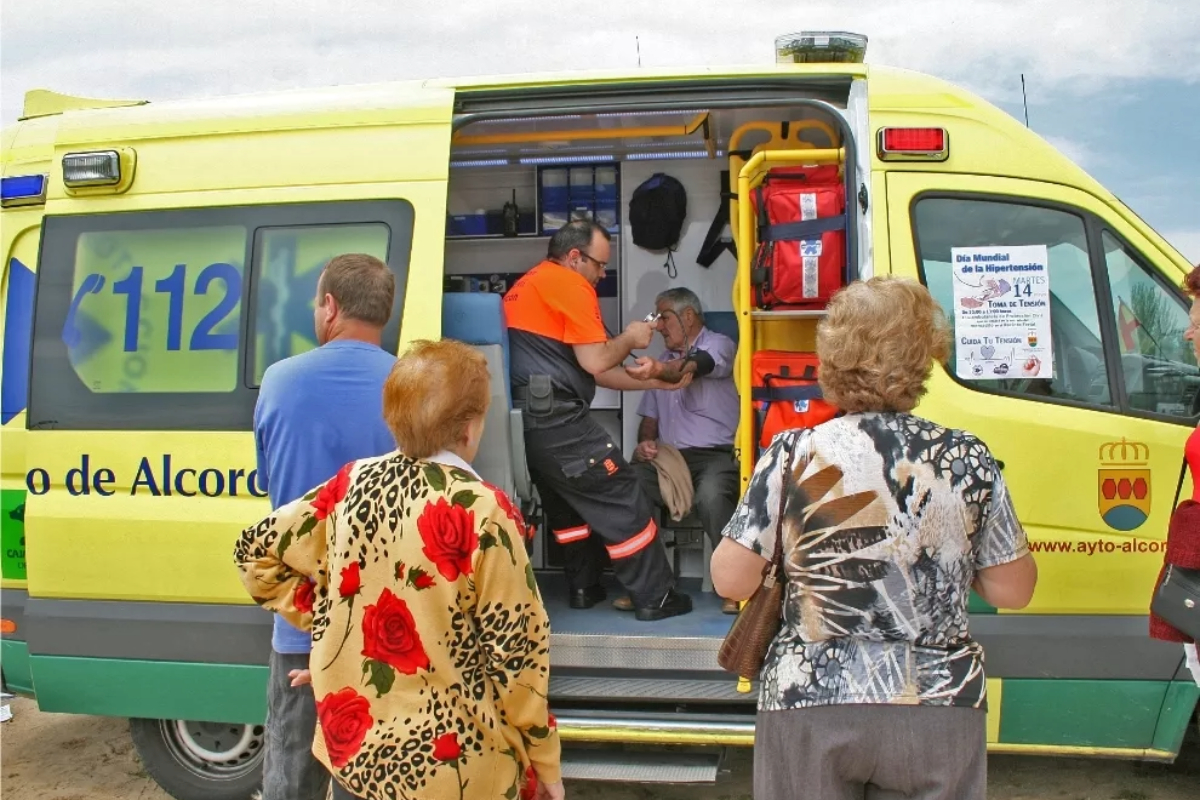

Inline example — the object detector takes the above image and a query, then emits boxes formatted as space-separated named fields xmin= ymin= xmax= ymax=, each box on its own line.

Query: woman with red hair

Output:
xmin=234 ymin=339 xmax=563 ymax=800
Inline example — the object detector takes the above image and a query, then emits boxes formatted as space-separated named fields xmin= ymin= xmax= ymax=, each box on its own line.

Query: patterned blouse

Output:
xmin=724 ymin=412 xmax=1028 ymax=712
xmin=233 ymin=451 xmax=560 ymax=800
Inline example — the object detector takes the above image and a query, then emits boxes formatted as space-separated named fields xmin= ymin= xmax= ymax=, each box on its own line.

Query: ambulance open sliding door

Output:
xmin=885 ymin=172 xmax=1194 ymax=620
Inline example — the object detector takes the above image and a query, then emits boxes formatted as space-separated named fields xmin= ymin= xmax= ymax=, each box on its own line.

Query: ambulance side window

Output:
xmin=1102 ymin=230 xmax=1199 ymax=420
xmin=248 ymin=223 xmax=391 ymax=386
xmin=28 ymin=200 xmax=413 ymax=431
xmin=913 ymin=196 xmax=1113 ymax=407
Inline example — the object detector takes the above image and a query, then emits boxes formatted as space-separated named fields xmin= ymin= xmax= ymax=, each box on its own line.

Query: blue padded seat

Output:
xmin=440 ymin=291 xmax=532 ymax=503
xmin=704 ymin=310 xmax=739 ymax=345
xmin=442 ymin=292 xmax=511 ymax=407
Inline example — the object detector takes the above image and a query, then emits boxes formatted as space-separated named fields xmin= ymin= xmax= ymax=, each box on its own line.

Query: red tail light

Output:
xmin=877 ymin=127 xmax=949 ymax=161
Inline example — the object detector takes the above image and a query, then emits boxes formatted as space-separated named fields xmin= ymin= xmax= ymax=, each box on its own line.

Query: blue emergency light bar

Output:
xmin=0 ymin=174 xmax=48 ymax=207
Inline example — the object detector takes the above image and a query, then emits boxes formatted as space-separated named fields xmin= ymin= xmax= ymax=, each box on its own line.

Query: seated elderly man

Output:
xmin=616 ymin=287 xmax=742 ymax=615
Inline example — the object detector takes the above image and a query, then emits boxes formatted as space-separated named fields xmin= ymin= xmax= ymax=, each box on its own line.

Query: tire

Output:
xmin=129 ymin=717 xmax=265 ymax=800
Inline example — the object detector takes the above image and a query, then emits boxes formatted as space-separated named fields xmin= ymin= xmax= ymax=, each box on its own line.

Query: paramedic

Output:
xmin=504 ymin=219 xmax=693 ymax=621
xmin=252 ymin=253 xmax=399 ymax=800
xmin=711 ymin=276 xmax=1037 ymax=800
xmin=617 ymin=287 xmax=741 ymax=615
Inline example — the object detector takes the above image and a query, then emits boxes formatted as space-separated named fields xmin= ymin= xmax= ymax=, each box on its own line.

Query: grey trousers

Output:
xmin=331 ymin=781 xmax=359 ymax=800
xmin=754 ymin=705 xmax=987 ymax=800
xmin=633 ymin=445 xmax=740 ymax=547
xmin=262 ymin=650 xmax=331 ymax=800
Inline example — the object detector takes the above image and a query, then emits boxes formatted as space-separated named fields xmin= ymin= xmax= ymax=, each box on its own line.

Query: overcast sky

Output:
xmin=3 ymin=0 xmax=1198 ymax=262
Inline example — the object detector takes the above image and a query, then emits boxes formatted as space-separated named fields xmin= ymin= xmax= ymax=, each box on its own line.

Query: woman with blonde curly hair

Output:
xmin=234 ymin=338 xmax=563 ymax=800
xmin=711 ymin=276 xmax=1038 ymax=799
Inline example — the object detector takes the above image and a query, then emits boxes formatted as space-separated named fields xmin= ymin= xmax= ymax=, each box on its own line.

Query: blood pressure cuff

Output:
xmin=684 ymin=348 xmax=716 ymax=377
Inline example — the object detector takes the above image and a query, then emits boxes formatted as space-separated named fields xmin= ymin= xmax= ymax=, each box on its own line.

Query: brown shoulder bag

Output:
xmin=716 ymin=438 xmax=798 ymax=679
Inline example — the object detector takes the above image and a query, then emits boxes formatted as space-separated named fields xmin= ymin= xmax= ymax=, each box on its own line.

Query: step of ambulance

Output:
xmin=543 ymin=577 xmax=734 ymax=677
xmin=560 ymin=747 xmax=724 ymax=784
xmin=550 ymin=674 xmax=755 ymax=703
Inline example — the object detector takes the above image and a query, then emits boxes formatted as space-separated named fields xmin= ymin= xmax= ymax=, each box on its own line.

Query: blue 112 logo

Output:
xmin=64 ymin=263 xmax=241 ymax=353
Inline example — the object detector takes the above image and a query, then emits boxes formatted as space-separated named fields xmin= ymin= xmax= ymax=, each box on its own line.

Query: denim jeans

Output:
xmin=261 ymin=650 xmax=331 ymax=800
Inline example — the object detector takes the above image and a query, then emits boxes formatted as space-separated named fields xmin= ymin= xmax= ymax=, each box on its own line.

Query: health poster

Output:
xmin=951 ymin=244 xmax=1053 ymax=381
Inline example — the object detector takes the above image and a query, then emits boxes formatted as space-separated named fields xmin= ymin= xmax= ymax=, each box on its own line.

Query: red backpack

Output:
xmin=751 ymin=351 xmax=840 ymax=449
xmin=750 ymin=165 xmax=848 ymax=309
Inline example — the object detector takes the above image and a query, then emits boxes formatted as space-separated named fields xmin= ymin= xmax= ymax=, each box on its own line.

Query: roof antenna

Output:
xmin=636 ymin=35 xmax=642 ymax=67
xmin=1020 ymin=73 xmax=1030 ymax=128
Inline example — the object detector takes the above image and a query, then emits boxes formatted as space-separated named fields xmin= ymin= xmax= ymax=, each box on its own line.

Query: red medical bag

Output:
xmin=750 ymin=165 xmax=847 ymax=309
xmin=752 ymin=351 xmax=839 ymax=449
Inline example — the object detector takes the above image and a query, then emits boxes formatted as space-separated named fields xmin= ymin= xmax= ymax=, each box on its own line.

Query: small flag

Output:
xmin=1117 ymin=299 xmax=1143 ymax=354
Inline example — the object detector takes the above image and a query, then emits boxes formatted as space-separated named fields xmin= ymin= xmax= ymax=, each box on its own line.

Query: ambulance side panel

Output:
xmin=884 ymin=170 xmax=1199 ymax=753
xmin=16 ymin=89 xmax=455 ymax=722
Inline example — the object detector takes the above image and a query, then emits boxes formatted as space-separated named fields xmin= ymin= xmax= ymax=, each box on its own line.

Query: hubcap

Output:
xmin=161 ymin=719 xmax=265 ymax=780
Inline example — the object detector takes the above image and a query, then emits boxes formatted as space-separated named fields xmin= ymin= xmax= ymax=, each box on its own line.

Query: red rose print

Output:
xmin=312 ymin=462 xmax=353 ymax=520
xmin=417 ymin=497 xmax=479 ymax=582
xmin=339 ymin=562 xmax=361 ymax=598
xmin=433 ymin=730 xmax=469 ymax=799
xmin=432 ymin=732 xmax=461 ymax=762
xmin=520 ymin=765 xmax=538 ymax=800
xmin=361 ymin=588 xmax=430 ymax=675
xmin=405 ymin=565 xmax=435 ymax=591
xmin=315 ymin=687 xmax=372 ymax=769
xmin=293 ymin=580 xmax=315 ymax=614
xmin=484 ymin=481 xmax=525 ymax=531
xmin=322 ymin=561 xmax=364 ymax=670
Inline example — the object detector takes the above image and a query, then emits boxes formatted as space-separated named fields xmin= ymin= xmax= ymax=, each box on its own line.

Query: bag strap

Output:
xmin=1173 ymin=456 xmax=1189 ymax=509
xmin=763 ymin=437 xmax=800 ymax=585
xmin=751 ymin=385 xmax=824 ymax=402
xmin=697 ymin=170 xmax=736 ymax=268
xmin=759 ymin=215 xmax=847 ymax=242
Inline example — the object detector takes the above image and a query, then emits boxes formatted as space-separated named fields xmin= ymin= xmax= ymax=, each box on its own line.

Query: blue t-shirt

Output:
xmin=253 ymin=339 xmax=397 ymax=654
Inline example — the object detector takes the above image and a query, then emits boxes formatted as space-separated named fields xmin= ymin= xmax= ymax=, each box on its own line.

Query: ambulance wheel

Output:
xmin=129 ymin=717 xmax=265 ymax=800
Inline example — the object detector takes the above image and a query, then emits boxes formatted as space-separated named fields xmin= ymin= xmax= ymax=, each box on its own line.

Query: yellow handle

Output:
xmin=728 ymin=145 xmax=844 ymax=696
xmin=735 ymin=599 xmax=753 ymax=693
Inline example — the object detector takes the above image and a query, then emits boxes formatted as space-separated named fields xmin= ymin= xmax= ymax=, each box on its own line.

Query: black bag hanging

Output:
xmin=697 ymin=169 xmax=737 ymax=268
xmin=629 ymin=173 xmax=687 ymax=277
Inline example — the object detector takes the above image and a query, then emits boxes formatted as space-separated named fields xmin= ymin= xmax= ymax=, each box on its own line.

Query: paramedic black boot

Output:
xmin=570 ymin=584 xmax=607 ymax=609
xmin=635 ymin=587 xmax=693 ymax=621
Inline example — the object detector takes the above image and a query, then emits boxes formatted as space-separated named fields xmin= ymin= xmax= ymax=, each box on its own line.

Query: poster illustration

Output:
xmin=951 ymin=245 xmax=1053 ymax=381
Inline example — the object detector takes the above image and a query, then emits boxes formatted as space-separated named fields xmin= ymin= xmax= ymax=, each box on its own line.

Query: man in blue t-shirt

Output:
xmin=253 ymin=253 xmax=398 ymax=800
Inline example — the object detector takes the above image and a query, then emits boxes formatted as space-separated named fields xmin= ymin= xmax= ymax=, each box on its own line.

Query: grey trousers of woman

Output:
xmin=754 ymin=704 xmax=987 ymax=799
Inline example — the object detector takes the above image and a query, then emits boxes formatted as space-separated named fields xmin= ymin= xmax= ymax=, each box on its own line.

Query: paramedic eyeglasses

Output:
xmin=577 ymin=250 xmax=608 ymax=270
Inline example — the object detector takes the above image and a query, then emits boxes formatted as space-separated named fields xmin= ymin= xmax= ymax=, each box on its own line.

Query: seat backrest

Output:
xmin=442 ymin=292 xmax=511 ymax=408
xmin=704 ymin=310 xmax=739 ymax=346
xmin=441 ymin=292 xmax=516 ymax=496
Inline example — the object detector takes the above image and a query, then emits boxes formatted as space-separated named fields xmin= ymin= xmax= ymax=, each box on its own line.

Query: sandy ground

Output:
xmin=1 ymin=697 xmax=1197 ymax=800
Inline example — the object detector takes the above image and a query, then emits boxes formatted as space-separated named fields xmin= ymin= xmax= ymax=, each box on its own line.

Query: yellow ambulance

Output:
xmin=2 ymin=31 xmax=1196 ymax=799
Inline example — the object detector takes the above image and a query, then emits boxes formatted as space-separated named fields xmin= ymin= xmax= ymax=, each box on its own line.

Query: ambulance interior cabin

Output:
xmin=437 ymin=81 xmax=869 ymax=645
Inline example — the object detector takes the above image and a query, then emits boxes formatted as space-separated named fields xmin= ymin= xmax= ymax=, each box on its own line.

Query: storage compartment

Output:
xmin=533 ymin=164 xmax=621 ymax=236
xmin=539 ymin=167 xmax=570 ymax=233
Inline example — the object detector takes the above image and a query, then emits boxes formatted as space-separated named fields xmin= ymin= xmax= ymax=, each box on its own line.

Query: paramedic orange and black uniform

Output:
xmin=503 ymin=259 xmax=675 ymax=609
